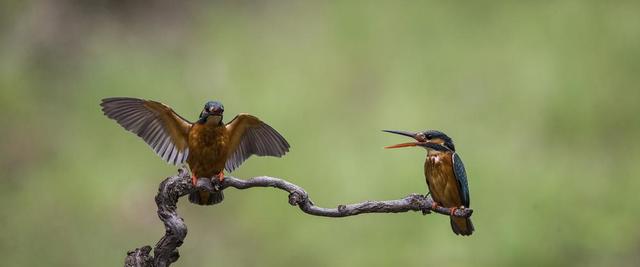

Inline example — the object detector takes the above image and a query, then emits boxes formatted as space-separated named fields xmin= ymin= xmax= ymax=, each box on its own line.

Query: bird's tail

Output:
xmin=450 ymin=217 xmax=474 ymax=236
xmin=188 ymin=190 xmax=224 ymax=205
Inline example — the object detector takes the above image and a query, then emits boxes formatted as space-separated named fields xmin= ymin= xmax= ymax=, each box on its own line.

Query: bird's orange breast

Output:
xmin=186 ymin=122 xmax=229 ymax=177
xmin=424 ymin=152 xmax=463 ymax=208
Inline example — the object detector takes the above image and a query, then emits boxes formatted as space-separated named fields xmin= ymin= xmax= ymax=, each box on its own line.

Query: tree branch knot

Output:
xmin=288 ymin=190 xmax=308 ymax=206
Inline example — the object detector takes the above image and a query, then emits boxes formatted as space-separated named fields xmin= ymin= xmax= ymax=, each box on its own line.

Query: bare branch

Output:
xmin=124 ymin=168 xmax=473 ymax=266
xmin=219 ymin=175 xmax=472 ymax=217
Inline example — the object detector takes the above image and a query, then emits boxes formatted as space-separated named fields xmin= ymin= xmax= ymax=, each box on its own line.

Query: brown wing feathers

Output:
xmin=225 ymin=114 xmax=290 ymax=172
xmin=100 ymin=97 xmax=192 ymax=165
xmin=101 ymin=99 xmax=289 ymax=170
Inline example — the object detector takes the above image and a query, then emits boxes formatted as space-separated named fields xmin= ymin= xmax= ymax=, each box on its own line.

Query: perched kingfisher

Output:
xmin=383 ymin=129 xmax=474 ymax=236
xmin=100 ymin=97 xmax=290 ymax=205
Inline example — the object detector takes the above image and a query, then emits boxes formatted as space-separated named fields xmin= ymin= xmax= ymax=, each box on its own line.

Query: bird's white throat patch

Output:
xmin=428 ymin=154 xmax=443 ymax=164
xmin=206 ymin=115 xmax=222 ymax=125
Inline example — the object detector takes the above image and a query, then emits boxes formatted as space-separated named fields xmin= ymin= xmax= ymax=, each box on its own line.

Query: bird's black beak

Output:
xmin=382 ymin=129 xmax=425 ymax=149
xmin=382 ymin=130 xmax=417 ymax=138
xmin=208 ymin=107 xmax=223 ymax=116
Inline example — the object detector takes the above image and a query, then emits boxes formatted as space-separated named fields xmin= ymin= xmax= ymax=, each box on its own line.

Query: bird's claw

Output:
xmin=449 ymin=207 xmax=458 ymax=216
xmin=422 ymin=200 xmax=441 ymax=215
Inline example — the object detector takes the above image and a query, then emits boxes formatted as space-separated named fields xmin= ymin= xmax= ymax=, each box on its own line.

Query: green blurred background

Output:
xmin=1 ymin=1 xmax=639 ymax=266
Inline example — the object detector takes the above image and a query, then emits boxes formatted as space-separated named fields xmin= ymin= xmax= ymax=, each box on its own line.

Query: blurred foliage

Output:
xmin=1 ymin=1 xmax=639 ymax=266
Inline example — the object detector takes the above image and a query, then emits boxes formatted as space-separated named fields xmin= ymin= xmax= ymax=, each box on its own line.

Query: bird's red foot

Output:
xmin=216 ymin=171 xmax=225 ymax=182
xmin=449 ymin=207 xmax=458 ymax=216
xmin=431 ymin=202 xmax=440 ymax=210
xmin=191 ymin=174 xmax=197 ymax=186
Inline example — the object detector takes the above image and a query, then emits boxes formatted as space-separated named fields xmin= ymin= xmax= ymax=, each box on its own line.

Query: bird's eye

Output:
xmin=425 ymin=134 xmax=432 ymax=139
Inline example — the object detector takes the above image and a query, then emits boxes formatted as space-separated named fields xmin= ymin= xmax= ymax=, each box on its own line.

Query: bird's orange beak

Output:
xmin=384 ymin=142 xmax=422 ymax=149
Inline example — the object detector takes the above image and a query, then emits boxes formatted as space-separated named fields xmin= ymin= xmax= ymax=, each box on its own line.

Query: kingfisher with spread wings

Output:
xmin=383 ymin=129 xmax=474 ymax=236
xmin=100 ymin=97 xmax=290 ymax=205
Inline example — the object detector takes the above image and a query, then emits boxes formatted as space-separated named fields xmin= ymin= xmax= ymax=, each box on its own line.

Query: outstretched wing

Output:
xmin=224 ymin=113 xmax=290 ymax=172
xmin=100 ymin=97 xmax=192 ymax=165
xmin=452 ymin=152 xmax=470 ymax=207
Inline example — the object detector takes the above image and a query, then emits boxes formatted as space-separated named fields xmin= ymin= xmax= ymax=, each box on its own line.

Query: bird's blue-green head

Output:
xmin=382 ymin=129 xmax=455 ymax=152
xmin=198 ymin=101 xmax=224 ymax=124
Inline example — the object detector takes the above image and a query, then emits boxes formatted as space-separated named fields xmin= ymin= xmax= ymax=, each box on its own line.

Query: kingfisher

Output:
xmin=100 ymin=97 xmax=290 ymax=205
xmin=383 ymin=129 xmax=474 ymax=236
